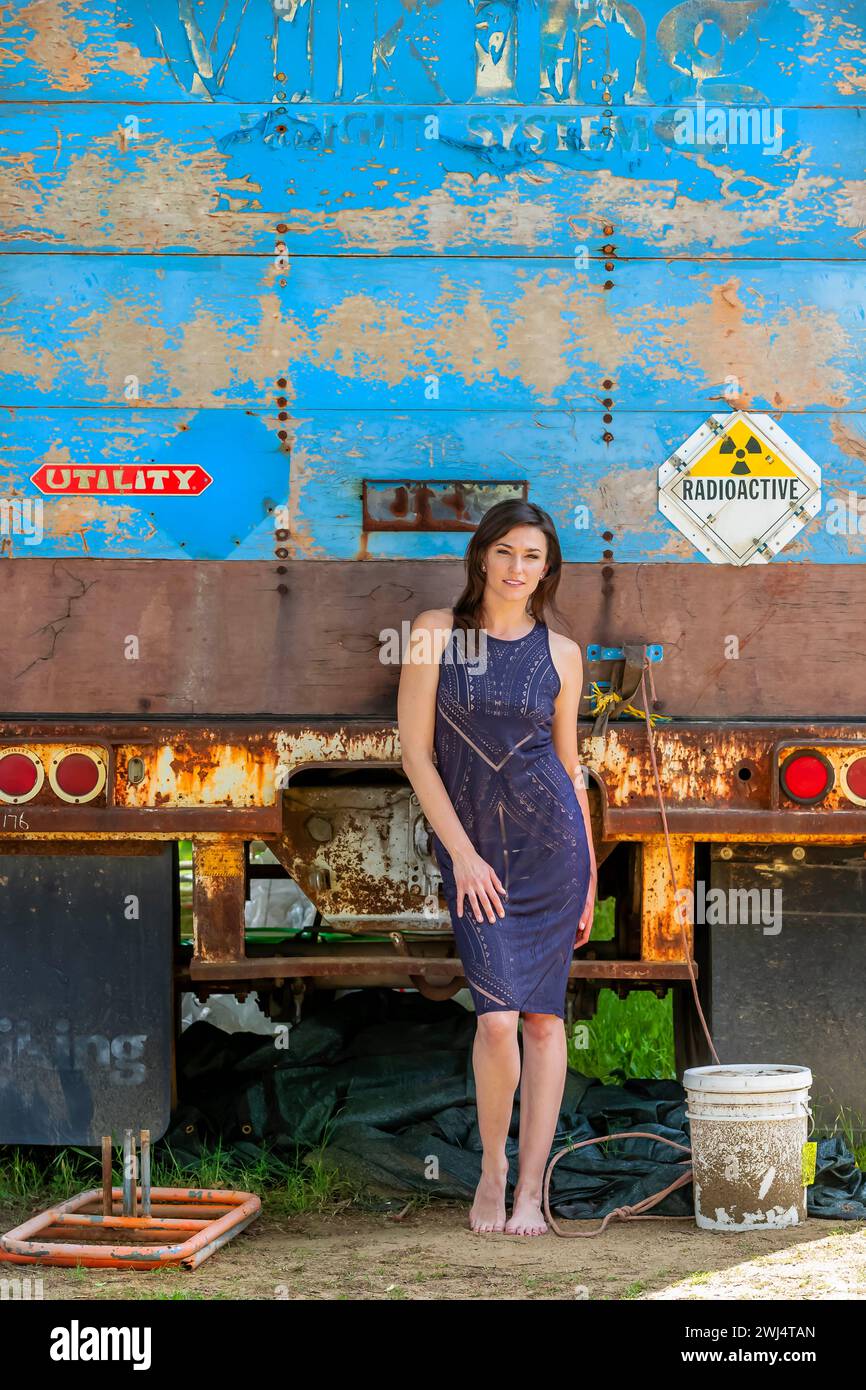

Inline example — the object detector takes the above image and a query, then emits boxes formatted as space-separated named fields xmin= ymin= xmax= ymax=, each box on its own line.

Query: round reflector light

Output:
xmin=841 ymin=753 xmax=866 ymax=806
xmin=0 ymin=750 xmax=44 ymax=803
xmin=48 ymin=749 xmax=106 ymax=804
xmin=779 ymin=750 xmax=834 ymax=805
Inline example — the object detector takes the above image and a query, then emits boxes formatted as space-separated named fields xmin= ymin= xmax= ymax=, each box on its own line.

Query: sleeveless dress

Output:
xmin=430 ymin=618 xmax=592 ymax=1019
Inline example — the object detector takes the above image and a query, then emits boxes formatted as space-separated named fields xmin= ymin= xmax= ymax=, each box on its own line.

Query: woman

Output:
xmin=398 ymin=498 xmax=597 ymax=1236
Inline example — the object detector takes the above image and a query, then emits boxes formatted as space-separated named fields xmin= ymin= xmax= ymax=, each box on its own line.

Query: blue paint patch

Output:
xmin=1 ymin=255 xmax=862 ymax=410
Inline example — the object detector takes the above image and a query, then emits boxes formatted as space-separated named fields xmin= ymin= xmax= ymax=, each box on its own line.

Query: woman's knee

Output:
xmin=521 ymin=1011 xmax=565 ymax=1042
xmin=475 ymin=1009 xmax=519 ymax=1044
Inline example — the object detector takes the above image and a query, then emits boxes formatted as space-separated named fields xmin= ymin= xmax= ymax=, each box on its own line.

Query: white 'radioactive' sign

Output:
xmin=658 ymin=412 xmax=821 ymax=565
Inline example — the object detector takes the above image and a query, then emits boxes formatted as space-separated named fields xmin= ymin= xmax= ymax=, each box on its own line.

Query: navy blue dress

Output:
xmin=431 ymin=618 xmax=592 ymax=1019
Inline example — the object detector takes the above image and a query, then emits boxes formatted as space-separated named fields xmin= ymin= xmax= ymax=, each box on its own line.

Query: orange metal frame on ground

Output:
xmin=0 ymin=1187 xmax=261 ymax=1271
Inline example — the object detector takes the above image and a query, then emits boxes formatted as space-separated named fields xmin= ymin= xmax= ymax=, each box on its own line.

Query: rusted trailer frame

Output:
xmin=3 ymin=718 xmax=866 ymax=996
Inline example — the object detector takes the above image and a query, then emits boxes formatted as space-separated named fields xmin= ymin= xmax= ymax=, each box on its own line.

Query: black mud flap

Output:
xmin=0 ymin=845 xmax=175 ymax=1145
xmin=707 ymin=842 xmax=866 ymax=1140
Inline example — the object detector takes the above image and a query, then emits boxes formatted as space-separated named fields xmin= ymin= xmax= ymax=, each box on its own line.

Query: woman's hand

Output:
xmin=452 ymin=847 xmax=507 ymax=923
xmin=575 ymin=864 xmax=597 ymax=948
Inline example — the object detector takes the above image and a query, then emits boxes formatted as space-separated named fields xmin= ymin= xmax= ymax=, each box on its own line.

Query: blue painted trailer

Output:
xmin=1 ymin=1 xmax=866 ymax=1137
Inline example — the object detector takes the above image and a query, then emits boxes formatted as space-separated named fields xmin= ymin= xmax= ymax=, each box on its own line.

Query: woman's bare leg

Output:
xmin=469 ymin=1009 xmax=521 ymax=1232
xmin=505 ymin=1012 xmax=567 ymax=1235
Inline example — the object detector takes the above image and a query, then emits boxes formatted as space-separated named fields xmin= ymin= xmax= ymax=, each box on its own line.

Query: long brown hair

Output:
xmin=451 ymin=499 xmax=567 ymax=637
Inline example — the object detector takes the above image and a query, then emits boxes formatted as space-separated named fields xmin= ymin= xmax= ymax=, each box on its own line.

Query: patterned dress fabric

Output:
xmin=431 ymin=618 xmax=592 ymax=1018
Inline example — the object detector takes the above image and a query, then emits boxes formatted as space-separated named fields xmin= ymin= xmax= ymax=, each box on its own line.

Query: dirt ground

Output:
xmin=3 ymin=1201 xmax=866 ymax=1300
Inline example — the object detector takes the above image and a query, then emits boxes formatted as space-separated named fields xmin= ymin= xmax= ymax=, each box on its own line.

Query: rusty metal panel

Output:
xmin=274 ymin=782 xmax=449 ymax=931
xmin=0 ymin=845 xmax=174 ymax=1144
xmin=362 ymin=479 xmax=526 ymax=532
xmin=641 ymin=835 xmax=694 ymax=962
xmin=192 ymin=837 xmax=246 ymax=964
xmin=2 ymin=560 xmax=866 ymax=718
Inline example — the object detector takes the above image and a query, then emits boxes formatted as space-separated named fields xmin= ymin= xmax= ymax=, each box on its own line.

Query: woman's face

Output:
xmin=483 ymin=525 xmax=549 ymax=600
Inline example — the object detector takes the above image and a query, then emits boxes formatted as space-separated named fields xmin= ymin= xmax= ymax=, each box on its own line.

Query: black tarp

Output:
xmin=164 ymin=990 xmax=866 ymax=1220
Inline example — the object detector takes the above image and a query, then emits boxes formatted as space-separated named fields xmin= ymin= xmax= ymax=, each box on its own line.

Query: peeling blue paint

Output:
xmin=0 ymin=0 xmax=863 ymax=567
xmin=0 ymin=0 xmax=862 ymax=106
xmin=1 ymin=102 xmax=863 ymax=257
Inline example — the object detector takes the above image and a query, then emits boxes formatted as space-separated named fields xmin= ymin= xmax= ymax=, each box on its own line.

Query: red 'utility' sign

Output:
xmin=30 ymin=465 xmax=213 ymax=496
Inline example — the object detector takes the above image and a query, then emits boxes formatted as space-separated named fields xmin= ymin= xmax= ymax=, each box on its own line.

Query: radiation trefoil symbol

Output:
xmin=657 ymin=412 xmax=821 ymax=565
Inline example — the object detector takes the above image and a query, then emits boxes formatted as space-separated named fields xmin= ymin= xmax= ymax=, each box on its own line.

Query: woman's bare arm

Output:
xmin=549 ymin=633 xmax=598 ymax=943
xmin=398 ymin=609 xmax=505 ymax=922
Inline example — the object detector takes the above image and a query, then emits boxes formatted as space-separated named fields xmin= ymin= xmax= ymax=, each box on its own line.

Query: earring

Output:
xmin=481 ymin=565 xmax=486 ymax=573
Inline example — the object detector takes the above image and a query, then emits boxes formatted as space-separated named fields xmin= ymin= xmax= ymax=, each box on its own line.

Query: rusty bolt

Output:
xmin=602 ymin=431 xmax=614 ymax=442
xmin=602 ymin=397 xmax=613 ymax=407
xmin=276 ymin=396 xmax=287 ymax=407
xmin=278 ymin=411 xmax=288 ymax=421
xmin=275 ymin=547 xmax=289 ymax=558
xmin=601 ymin=566 xmax=614 ymax=579
xmin=278 ymin=429 xmax=288 ymax=439
xmin=275 ymin=528 xmax=290 ymax=541
xmin=276 ymin=71 xmax=286 ymax=81
xmin=601 ymin=244 xmax=615 ymax=255
xmin=276 ymin=222 xmax=288 ymax=233
xmin=602 ymin=378 xmax=613 ymax=388
xmin=602 ymin=549 xmax=613 ymax=559
xmin=603 ymin=413 xmax=612 ymax=423
xmin=719 ymin=846 xmax=733 ymax=859
xmin=792 ymin=846 xmax=806 ymax=860
xmin=603 ymin=223 xmax=614 ymax=235
xmin=277 ymin=583 xmax=288 ymax=595
xmin=603 ymin=280 xmax=614 ymax=290
xmin=277 ymin=377 xmax=288 ymax=387
xmin=604 ymin=261 xmax=614 ymax=271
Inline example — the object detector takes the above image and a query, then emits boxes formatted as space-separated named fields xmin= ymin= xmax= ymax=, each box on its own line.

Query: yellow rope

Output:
xmin=583 ymin=680 xmax=672 ymax=726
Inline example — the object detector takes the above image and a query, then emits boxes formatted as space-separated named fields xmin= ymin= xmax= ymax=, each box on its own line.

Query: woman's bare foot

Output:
xmin=469 ymin=1161 xmax=509 ymax=1233
xmin=505 ymin=1187 xmax=548 ymax=1236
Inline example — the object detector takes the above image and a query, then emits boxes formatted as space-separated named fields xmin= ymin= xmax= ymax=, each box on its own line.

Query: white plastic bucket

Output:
xmin=683 ymin=1064 xmax=813 ymax=1231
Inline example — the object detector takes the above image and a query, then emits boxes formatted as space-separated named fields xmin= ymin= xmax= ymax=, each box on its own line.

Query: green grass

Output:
xmin=565 ymin=896 xmax=676 ymax=1082
xmin=829 ymin=1106 xmax=866 ymax=1170
xmin=0 ymin=1133 xmax=359 ymax=1216
xmin=568 ymin=986 xmax=676 ymax=1082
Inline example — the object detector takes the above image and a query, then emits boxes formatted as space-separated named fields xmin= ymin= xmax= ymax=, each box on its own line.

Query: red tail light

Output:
xmin=780 ymin=750 xmax=834 ymax=805
xmin=841 ymin=754 xmax=866 ymax=806
xmin=49 ymin=750 xmax=106 ymax=804
xmin=0 ymin=750 xmax=43 ymax=803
